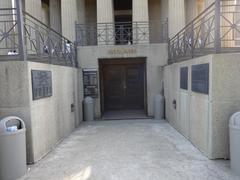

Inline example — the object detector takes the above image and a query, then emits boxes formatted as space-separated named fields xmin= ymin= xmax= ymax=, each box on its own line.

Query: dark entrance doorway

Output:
xmin=99 ymin=59 xmax=147 ymax=115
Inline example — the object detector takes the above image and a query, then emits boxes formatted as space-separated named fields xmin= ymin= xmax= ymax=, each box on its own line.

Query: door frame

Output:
xmin=99 ymin=58 xmax=147 ymax=115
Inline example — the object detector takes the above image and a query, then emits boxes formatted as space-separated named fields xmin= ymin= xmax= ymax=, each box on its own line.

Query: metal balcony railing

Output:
xmin=76 ymin=20 xmax=168 ymax=46
xmin=169 ymin=0 xmax=240 ymax=64
xmin=0 ymin=1 xmax=77 ymax=67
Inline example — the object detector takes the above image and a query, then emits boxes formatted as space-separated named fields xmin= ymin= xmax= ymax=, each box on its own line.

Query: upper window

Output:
xmin=114 ymin=0 xmax=132 ymax=11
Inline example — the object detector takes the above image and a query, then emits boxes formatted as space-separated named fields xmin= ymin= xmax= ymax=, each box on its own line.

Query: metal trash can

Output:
xmin=229 ymin=112 xmax=240 ymax=176
xmin=0 ymin=116 xmax=27 ymax=180
xmin=154 ymin=94 xmax=164 ymax=120
xmin=84 ymin=97 xmax=94 ymax=121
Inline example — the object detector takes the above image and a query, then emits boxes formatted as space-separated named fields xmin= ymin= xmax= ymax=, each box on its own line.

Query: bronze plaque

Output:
xmin=191 ymin=63 xmax=209 ymax=94
xmin=32 ymin=70 xmax=52 ymax=100
xmin=180 ymin=67 xmax=188 ymax=90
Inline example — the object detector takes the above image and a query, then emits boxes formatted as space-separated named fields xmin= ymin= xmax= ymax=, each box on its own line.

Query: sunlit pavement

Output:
xmin=20 ymin=120 xmax=239 ymax=180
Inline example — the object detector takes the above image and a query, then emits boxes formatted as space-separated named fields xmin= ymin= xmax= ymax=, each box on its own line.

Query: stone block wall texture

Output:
xmin=164 ymin=53 xmax=240 ymax=159
xmin=0 ymin=61 xmax=83 ymax=163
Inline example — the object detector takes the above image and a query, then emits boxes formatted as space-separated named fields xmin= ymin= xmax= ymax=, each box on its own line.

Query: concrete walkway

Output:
xmin=20 ymin=120 xmax=238 ymax=180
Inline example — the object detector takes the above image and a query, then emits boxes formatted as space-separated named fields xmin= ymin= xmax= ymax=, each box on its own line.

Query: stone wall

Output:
xmin=0 ymin=61 xmax=32 ymax=161
xmin=164 ymin=53 xmax=240 ymax=159
xmin=27 ymin=62 xmax=82 ymax=163
xmin=0 ymin=60 xmax=83 ymax=163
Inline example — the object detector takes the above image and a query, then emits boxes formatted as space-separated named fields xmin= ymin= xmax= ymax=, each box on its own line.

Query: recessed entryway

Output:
xmin=99 ymin=58 xmax=147 ymax=119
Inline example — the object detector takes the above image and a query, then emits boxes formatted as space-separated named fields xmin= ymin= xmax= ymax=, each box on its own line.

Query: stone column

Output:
xmin=24 ymin=0 xmax=42 ymax=55
xmin=0 ymin=1 xmax=12 ymax=9
xmin=77 ymin=0 xmax=86 ymax=24
xmin=25 ymin=0 xmax=42 ymax=18
xmin=76 ymin=0 xmax=86 ymax=45
xmin=205 ymin=0 xmax=215 ymax=7
xmin=160 ymin=0 xmax=169 ymax=20
xmin=185 ymin=0 xmax=197 ymax=24
xmin=61 ymin=0 xmax=78 ymax=42
xmin=168 ymin=0 xmax=186 ymax=38
xmin=50 ymin=0 xmax=62 ymax=34
xmin=133 ymin=0 xmax=149 ymax=22
xmin=97 ymin=0 xmax=114 ymax=23
xmin=221 ymin=0 xmax=235 ymax=48
xmin=132 ymin=0 xmax=149 ymax=44
xmin=97 ymin=0 xmax=114 ymax=45
xmin=0 ymin=0 xmax=13 ymax=55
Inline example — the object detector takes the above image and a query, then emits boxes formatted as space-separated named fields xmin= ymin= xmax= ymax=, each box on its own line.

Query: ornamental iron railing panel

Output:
xmin=0 ymin=1 xmax=77 ymax=67
xmin=169 ymin=0 xmax=240 ymax=64
xmin=0 ymin=8 xmax=19 ymax=56
xmin=76 ymin=20 xmax=168 ymax=46
xmin=23 ymin=12 xmax=77 ymax=67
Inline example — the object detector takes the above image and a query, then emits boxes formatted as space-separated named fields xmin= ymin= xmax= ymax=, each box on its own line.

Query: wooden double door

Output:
xmin=101 ymin=60 xmax=146 ymax=111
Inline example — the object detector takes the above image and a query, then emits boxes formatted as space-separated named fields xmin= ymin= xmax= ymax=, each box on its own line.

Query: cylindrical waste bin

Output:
xmin=0 ymin=116 xmax=27 ymax=180
xmin=229 ymin=112 xmax=240 ymax=176
xmin=84 ymin=97 xmax=94 ymax=121
xmin=154 ymin=94 xmax=164 ymax=120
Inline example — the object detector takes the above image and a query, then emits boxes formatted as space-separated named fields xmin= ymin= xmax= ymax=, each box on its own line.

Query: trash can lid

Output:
xmin=84 ymin=96 xmax=93 ymax=103
xmin=229 ymin=112 xmax=240 ymax=128
xmin=0 ymin=116 xmax=25 ymax=135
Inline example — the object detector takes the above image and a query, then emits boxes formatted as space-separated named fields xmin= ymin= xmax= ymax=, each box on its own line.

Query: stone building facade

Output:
xmin=0 ymin=0 xmax=239 ymax=163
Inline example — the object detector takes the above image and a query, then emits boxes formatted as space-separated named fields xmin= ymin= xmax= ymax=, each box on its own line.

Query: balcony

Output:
xmin=169 ymin=0 xmax=240 ymax=64
xmin=0 ymin=3 xmax=77 ymax=67
xmin=76 ymin=20 xmax=168 ymax=46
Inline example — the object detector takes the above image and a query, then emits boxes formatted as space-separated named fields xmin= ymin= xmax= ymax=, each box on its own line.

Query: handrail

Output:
xmin=23 ymin=11 xmax=71 ymax=42
xmin=0 ymin=4 xmax=77 ymax=67
xmin=76 ymin=20 xmax=168 ymax=25
xmin=0 ymin=8 xmax=16 ymax=11
xmin=168 ymin=0 xmax=240 ymax=64
xmin=76 ymin=19 xmax=168 ymax=46
xmin=170 ymin=2 xmax=215 ymax=40
xmin=23 ymin=11 xmax=77 ymax=67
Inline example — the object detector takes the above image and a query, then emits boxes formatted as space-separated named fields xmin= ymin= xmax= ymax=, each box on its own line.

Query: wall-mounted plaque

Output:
xmin=31 ymin=70 xmax=52 ymax=100
xmin=180 ymin=67 xmax=188 ymax=90
xmin=83 ymin=69 xmax=98 ymax=98
xmin=191 ymin=63 xmax=209 ymax=94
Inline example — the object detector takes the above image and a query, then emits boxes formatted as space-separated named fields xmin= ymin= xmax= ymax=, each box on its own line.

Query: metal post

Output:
xmin=16 ymin=0 xmax=27 ymax=61
xmin=177 ymin=34 xmax=180 ymax=58
xmin=35 ymin=24 xmax=41 ymax=54
xmin=166 ymin=18 xmax=169 ymax=43
xmin=135 ymin=22 xmax=138 ymax=44
xmin=168 ymin=38 xmax=171 ymax=63
xmin=214 ymin=0 xmax=221 ymax=53
xmin=47 ymin=31 xmax=52 ymax=64
xmin=74 ymin=43 xmax=78 ymax=67
xmin=191 ymin=22 xmax=194 ymax=58
xmin=105 ymin=23 xmax=108 ymax=45
xmin=75 ymin=21 xmax=78 ymax=45
xmin=120 ymin=25 xmax=124 ymax=44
